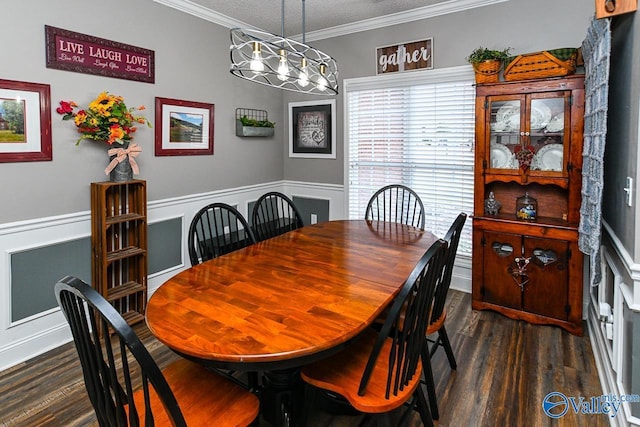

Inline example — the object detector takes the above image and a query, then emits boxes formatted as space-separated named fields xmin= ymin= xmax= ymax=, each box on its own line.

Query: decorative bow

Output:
xmin=508 ymin=256 xmax=531 ymax=292
xmin=104 ymin=143 xmax=142 ymax=176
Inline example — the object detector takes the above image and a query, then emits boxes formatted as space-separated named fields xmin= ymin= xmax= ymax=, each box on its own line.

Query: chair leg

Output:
xmin=414 ymin=381 xmax=435 ymax=427
xmin=421 ymin=341 xmax=439 ymax=420
xmin=248 ymin=371 xmax=260 ymax=391
xmin=300 ymin=384 xmax=317 ymax=427
xmin=439 ymin=326 xmax=457 ymax=370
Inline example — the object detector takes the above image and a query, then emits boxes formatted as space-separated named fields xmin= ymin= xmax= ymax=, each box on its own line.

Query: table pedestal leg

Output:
xmin=261 ymin=368 xmax=303 ymax=427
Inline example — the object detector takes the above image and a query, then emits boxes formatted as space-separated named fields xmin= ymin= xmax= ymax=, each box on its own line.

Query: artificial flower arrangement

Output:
xmin=514 ymin=145 xmax=535 ymax=172
xmin=56 ymin=92 xmax=151 ymax=145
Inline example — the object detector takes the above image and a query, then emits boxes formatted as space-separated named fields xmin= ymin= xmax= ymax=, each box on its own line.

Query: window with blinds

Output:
xmin=346 ymin=68 xmax=475 ymax=256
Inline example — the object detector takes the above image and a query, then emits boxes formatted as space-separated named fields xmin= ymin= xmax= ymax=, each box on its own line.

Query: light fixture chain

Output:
xmin=302 ymin=0 xmax=306 ymax=45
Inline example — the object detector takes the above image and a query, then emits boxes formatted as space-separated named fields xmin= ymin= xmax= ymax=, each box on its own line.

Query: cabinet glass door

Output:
xmin=488 ymin=99 xmax=520 ymax=170
xmin=528 ymin=95 xmax=566 ymax=173
xmin=488 ymin=94 xmax=569 ymax=174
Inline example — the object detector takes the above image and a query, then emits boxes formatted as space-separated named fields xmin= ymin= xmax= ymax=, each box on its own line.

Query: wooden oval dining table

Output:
xmin=145 ymin=219 xmax=438 ymax=425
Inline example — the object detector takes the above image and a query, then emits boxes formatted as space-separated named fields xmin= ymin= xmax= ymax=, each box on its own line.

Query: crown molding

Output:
xmin=304 ymin=0 xmax=510 ymax=41
xmin=152 ymin=0 xmax=257 ymax=30
xmin=154 ymin=0 xmax=510 ymax=41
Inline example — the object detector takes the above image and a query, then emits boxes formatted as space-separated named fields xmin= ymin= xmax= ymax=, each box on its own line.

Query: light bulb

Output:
xmin=277 ymin=49 xmax=289 ymax=81
xmin=249 ymin=42 xmax=264 ymax=74
xmin=297 ymin=57 xmax=309 ymax=87
xmin=316 ymin=64 xmax=328 ymax=91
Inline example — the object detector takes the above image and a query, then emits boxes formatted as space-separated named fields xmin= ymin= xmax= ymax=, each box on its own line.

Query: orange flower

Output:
xmin=74 ymin=110 xmax=87 ymax=126
xmin=108 ymin=124 xmax=125 ymax=144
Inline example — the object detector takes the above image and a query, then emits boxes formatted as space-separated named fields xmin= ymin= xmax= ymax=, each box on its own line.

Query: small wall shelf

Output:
xmin=235 ymin=108 xmax=275 ymax=137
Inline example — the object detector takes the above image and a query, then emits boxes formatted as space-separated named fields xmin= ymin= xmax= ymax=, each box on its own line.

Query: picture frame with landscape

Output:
xmin=0 ymin=79 xmax=52 ymax=163
xmin=154 ymin=97 xmax=214 ymax=156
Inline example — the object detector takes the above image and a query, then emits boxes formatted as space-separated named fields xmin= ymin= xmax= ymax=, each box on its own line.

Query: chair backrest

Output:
xmin=251 ymin=192 xmax=304 ymax=241
xmin=188 ymin=202 xmax=256 ymax=266
xmin=430 ymin=213 xmax=467 ymax=325
xmin=55 ymin=275 xmax=187 ymax=427
xmin=358 ymin=239 xmax=448 ymax=398
xmin=365 ymin=184 xmax=426 ymax=230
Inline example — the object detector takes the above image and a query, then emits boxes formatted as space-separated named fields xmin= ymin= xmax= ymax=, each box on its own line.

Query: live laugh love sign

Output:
xmin=45 ymin=25 xmax=155 ymax=83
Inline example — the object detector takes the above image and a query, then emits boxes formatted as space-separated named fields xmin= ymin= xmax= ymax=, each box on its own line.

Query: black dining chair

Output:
xmin=251 ymin=191 xmax=304 ymax=241
xmin=188 ymin=202 xmax=256 ymax=266
xmin=300 ymin=239 xmax=448 ymax=427
xmin=422 ymin=212 xmax=467 ymax=420
xmin=365 ymin=184 xmax=426 ymax=230
xmin=55 ymin=275 xmax=259 ymax=427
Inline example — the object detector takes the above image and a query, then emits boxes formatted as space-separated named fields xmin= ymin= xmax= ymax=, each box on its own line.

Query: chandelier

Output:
xmin=229 ymin=0 xmax=339 ymax=95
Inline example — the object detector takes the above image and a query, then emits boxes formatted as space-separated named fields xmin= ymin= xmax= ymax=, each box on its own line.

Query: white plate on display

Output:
xmin=530 ymin=102 xmax=552 ymax=130
xmin=495 ymin=102 xmax=520 ymax=131
xmin=545 ymin=114 xmax=564 ymax=132
xmin=490 ymin=144 xmax=517 ymax=169
xmin=496 ymin=101 xmax=520 ymax=123
xmin=531 ymin=144 xmax=564 ymax=171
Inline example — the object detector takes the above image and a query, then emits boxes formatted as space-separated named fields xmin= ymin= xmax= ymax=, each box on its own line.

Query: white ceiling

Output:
xmin=153 ymin=0 xmax=508 ymax=41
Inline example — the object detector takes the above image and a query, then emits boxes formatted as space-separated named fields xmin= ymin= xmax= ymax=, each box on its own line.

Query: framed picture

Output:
xmin=0 ymin=79 xmax=52 ymax=163
xmin=155 ymin=97 xmax=214 ymax=156
xmin=289 ymin=99 xmax=336 ymax=159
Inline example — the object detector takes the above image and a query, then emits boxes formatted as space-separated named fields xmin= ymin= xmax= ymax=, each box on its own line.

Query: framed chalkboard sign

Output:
xmin=288 ymin=99 xmax=335 ymax=159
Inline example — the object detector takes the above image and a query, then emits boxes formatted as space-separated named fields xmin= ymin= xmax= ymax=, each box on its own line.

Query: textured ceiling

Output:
xmin=159 ymin=0 xmax=476 ymax=39
xmin=190 ymin=0 xmax=448 ymax=34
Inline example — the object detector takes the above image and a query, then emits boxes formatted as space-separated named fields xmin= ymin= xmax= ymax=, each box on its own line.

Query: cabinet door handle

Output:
xmin=520 ymin=131 xmax=525 ymax=136
xmin=525 ymin=131 xmax=530 ymax=136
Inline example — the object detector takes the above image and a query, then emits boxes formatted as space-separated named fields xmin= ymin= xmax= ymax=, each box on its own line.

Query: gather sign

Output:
xmin=376 ymin=38 xmax=433 ymax=75
xmin=45 ymin=25 xmax=155 ymax=84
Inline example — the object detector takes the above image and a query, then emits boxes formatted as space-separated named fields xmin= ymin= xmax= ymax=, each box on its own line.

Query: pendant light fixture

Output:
xmin=230 ymin=0 xmax=339 ymax=95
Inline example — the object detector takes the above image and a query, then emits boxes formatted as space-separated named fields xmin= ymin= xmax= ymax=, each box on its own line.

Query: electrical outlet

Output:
xmin=624 ymin=177 xmax=633 ymax=207
xmin=310 ymin=213 xmax=318 ymax=224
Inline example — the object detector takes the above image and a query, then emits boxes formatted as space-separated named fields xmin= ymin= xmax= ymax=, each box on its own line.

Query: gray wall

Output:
xmin=602 ymin=12 xmax=640 ymax=419
xmin=282 ymin=0 xmax=595 ymax=185
xmin=0 ymin=0 xmax=285 ymax=224
xmin=604 ymin=13 xmax=640 ymax=262
xmin=0 ymin=0 xmax=596 ymax=224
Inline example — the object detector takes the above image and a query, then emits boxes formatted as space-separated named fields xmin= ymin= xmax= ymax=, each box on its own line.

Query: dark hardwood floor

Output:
xmin=0 ymin=290 xmax=607 ymax=426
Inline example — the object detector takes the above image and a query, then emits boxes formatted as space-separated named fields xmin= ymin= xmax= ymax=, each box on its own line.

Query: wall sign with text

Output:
xmin=288 ymin=99 xmax=336 ymax=159
xmin=376 ymin=38 xmax=433 ymax=75
xmin=45 ymin=25 xmax=155 ymax=83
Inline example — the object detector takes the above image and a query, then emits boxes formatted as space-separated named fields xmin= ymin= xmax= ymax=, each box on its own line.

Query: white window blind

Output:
xmin=346 ymin=69 xmax=475 ymax=256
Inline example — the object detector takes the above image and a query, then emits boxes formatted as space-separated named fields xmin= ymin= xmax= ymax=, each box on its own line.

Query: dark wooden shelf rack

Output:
xmin=91 ymin=180 xmax=148 ymax=327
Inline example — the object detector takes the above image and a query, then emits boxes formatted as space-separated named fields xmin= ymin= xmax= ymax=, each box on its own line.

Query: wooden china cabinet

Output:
xmin=471 ymin=75 xmax=585 ymax=335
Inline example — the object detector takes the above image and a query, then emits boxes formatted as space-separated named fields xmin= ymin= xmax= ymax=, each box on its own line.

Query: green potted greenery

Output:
xmin=236 ymin=115 xmax=275 ymax=137
xmin=466 ymin=47 xmax=512 ymax=83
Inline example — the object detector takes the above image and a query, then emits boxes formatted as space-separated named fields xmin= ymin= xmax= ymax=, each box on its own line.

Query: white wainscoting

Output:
xmin=588 ymin=221 xmax=640 ymax=427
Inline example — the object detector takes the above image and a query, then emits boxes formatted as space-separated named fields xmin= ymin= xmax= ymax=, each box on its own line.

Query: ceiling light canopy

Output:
xmin=229 ymin=0 xmax=339 ymax=95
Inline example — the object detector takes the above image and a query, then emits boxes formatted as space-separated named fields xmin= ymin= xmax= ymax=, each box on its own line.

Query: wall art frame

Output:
xmin=0 ymin=79 xmax=52 ymax=163
xmin=288 ymin=99 xmax=336 ymax=159
xmin=154 ymin=97 xmax=214 ymax=156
